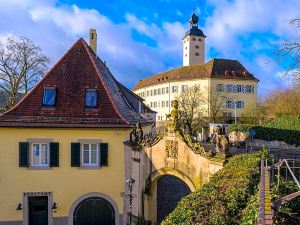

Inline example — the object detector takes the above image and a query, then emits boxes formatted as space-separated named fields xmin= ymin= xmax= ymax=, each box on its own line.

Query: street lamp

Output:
xmin=126 ymin=177 xmax=135 ymax=225
xmin=234 ymin=101 xmax=237 ymax=125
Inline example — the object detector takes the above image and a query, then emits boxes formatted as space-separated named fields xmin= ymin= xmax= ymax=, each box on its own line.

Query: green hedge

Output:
xmin=162 ymin=153 xmax=261 ymax=225
xmin=228 ymin=115 xmax=300 ymax=146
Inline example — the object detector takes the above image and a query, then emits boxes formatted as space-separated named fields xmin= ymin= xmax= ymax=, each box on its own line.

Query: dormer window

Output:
xmin=85 ymin=89 xmax=97 ymax=107
xmin=43 ymin=88 xmax=56 ymax=106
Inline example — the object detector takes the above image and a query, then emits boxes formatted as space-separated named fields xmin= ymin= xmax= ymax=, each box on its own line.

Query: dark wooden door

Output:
xmin=74 ymin=197 xmax=115 ymax=225
xmin=29 ymin=196 xmax=48 ymax=225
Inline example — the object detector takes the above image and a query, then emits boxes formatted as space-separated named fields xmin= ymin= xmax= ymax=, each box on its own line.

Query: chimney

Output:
xmin=89 ymin=29 xmax=97 ymax=54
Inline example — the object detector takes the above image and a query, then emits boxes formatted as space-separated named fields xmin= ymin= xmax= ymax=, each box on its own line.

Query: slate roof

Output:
xmin=184 ymin=26 xmax=206 ymax=38
xmin=133 ymin=58 xmax=259 ymax=91
xmin=0 ymin=38 xmax=152 ymax=128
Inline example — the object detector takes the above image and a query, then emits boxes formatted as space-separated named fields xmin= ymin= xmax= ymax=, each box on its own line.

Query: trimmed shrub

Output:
xmin=228 ymin=115 xmax=300 ymax=146
xmin=162 ymin=153 xmax=261 ymax=225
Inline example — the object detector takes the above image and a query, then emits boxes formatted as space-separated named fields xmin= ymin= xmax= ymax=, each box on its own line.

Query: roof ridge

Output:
xmin=81 ymin=39 xmax=131 ymax=125
xmin=133 ymin=59 xmax=258 ymax=91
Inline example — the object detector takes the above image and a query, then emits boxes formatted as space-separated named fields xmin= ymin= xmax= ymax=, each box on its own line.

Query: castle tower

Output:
xmin=182 ymin=13 xmax=206 ymax=66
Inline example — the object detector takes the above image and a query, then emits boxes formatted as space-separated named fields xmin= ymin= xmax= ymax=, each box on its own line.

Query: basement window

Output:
xmin=43 ymin=88 xmax=56 ymax=106
xmin=85 ymin=89 xmax=97 ymax=107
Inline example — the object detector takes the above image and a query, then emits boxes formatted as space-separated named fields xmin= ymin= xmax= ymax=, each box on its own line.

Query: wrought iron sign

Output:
xmin=23 ymin=192 xmax=52 ymax=197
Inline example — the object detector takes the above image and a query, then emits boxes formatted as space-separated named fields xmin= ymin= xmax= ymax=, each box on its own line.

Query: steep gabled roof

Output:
xmin=133 ymin=58 xmax=259 ymax=91
xmin=0 ymin=38 xmax=151 ymax=128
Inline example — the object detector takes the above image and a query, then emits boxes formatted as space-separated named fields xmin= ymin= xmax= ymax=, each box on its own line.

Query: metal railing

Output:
xmin=258 ymin=154 xmax=300 ymax=225
xmin=258 ymin=159 xmax=273 ymax=225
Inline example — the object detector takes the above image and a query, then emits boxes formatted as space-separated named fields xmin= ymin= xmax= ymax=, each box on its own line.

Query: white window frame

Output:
xmin=31 ymin=143 xmax=50 ymax=167
xmin=172 ymin=86 xmax=178 ymax=93
xmin=181 ymin=85 xmax=188 ymax=92
xmin=236 ymin=101 xmax=245 ymax=109
xmin=81 ymin=143 xmax=99 ymax=167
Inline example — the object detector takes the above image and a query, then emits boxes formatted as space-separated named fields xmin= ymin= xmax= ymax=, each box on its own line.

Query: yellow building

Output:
xmin=133 ymin=13 xmax=259 ymax=122
xmin=0 ymin=31 xmax=153 ymax=225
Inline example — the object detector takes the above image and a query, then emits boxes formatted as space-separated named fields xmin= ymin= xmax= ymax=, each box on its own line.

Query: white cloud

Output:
xmin=0 ymin=0 xmax=179 ymax=87
xmin=202 ymin=0 xmax=300 ymax=96
xmin=204 ymin=0 xmax=300 ymax=55
xmin=0 ymin=0 xmax=298 ymax=94
xmin=125 ymin=13 xmax=185 ymax=57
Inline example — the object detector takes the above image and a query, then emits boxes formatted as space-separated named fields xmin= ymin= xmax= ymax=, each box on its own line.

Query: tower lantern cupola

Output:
xmin=189 ymin=13 xmax=199 ymax=28
xmin=182 ymin=12 xmax=206 ymax=66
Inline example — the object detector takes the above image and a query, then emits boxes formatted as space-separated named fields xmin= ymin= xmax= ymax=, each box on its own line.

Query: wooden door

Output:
xmin=73 ymin=197 xmax=115 ymax=225
xmin=29 ymin=196 xmax=48 ymax=225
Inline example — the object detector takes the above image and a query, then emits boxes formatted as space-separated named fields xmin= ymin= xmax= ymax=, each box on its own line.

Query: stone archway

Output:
xmin=146 ymin=167 xmax=196 ymax=194
xmin=124 ymin=134 xmax=223 ymax=225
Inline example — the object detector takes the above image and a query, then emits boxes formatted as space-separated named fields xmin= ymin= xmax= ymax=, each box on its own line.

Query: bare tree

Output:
xmin=240 ymin=103 xmax=266 ymax=125
xmin=176 ymin=85 xmax=208 ymax=136
xmin=277 ymin=17 xmax=300 ymax=88
xmin=0 ymin=36 xmax=49 ymax=110
xmin=263 ymin=88 xmax=300 ymax=117
xmin=208 ymin=90 xmax=227 ymax=123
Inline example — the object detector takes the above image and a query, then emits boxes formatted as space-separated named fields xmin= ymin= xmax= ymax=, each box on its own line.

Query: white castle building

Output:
xmin=133 ymin=13 xmax=259 ymax=122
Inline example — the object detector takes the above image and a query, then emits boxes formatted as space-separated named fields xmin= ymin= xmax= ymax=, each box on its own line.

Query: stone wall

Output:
xmin=252 ymin=139 xmax=300 ymax=150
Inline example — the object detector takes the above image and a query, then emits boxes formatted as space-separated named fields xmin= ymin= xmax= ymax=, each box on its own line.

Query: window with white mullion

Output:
xmin=31 ymin=143 xmax=49 ymax=166
xmin=82 ymin=143 xmax=99 ymax=166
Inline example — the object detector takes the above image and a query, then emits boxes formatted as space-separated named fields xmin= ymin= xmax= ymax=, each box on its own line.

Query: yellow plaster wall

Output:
xmin=0 ymin=127 xmax=130 ymax=221
xmin=134 ymin=78 xmax=210 ymax=120
xmin=135 ymin=77 xmax=258 ymax=121
xmin=209 ymin=78 xmax=258 ymax=117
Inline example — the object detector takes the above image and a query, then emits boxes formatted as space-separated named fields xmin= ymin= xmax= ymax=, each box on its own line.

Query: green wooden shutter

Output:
xmin=71 ymin=143 xmax=81 ymax=167
xmin=19 ymin=142 xmax=29 ymax=167
xmin=100 ymin=143 xmax=108 ymax=166
xmin=50 ymin=142 xmax=59 ymax=167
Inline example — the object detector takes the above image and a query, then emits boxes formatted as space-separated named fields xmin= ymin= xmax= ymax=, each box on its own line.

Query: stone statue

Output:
xmin=211 ymin=126 xmax=230 ymax=157
xmin=166 ymin=100 xmax=182 ymax=134
xmin=130 ymin=122 xmax=143 ymax=145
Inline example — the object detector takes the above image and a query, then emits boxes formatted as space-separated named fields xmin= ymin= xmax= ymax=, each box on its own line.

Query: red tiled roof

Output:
xmin=0 ymin=38 xmax=151 ymax=127
xmin=133 ymin=58 xmax=259 ymax=91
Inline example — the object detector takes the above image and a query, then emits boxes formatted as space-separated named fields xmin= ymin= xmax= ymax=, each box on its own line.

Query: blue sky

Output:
xmin=0 ymin=0 xmax=299 ymax=99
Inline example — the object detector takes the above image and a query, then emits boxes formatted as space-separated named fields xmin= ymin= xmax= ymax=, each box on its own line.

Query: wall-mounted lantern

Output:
xmin=16 ymin=203 xmax=22 ymax=210
xmin=52 ymin=202 xmax=57 ymax=210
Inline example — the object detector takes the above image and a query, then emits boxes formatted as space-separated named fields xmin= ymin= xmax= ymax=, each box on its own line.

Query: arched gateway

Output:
xmin=124 ymin=133 xmax=223 ymax=225
xmin=68 ymin=193 xmax=119 ymax=225
xmin=73 ymin=197 xmax=114 ymax=225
